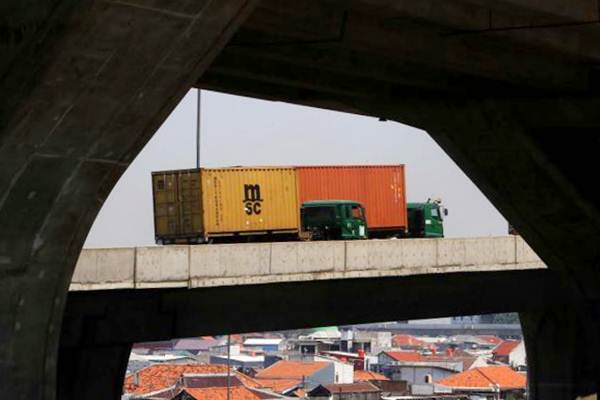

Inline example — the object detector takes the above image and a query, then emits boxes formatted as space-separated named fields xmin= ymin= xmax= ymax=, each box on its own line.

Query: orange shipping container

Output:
xmin=296 ymin=165 xmax=407 ymax=235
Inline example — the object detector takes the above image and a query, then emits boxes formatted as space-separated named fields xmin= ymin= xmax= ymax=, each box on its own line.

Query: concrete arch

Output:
xmin=0 ymin=1 xmax=257 ymax=399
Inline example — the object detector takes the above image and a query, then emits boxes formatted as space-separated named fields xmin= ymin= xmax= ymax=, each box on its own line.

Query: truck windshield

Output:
xmin=351 ymin=205 xmax=365 ymax=220
xmin=303 ymin=206 xmax=336 ymax=223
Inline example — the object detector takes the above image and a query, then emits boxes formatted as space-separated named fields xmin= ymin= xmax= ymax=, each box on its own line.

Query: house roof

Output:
xmin=354 ymin=370 xmax=389 ymax=382
xmin=255 ymin=360 xmax=329 ymax=380
xmin=382 ymin=351 xmax=424 ymax=362
xmin=236 ymin=371 xmax=301 ymax=394
xmin=293 ymin=388 xmax=307 ymax=397
xmin=180 ymin=386 xmax=263 ymax=400
xmin=392 ymin=335 xmax=427 ymax=347
xmin=235 ymin=373 xmax=264 ymax=389
xmin=173 ymin=337 xmax=218 ymax=351
xmin=477 ymin=335 xmax=504 ymax=345
xmin=493 ymin=341 xmax=521 ymax=357
xmin=313 ymin=382 xmax=381 ymax=395
xmin=253 ymin=378 xmax=302 ymax=393
xmin=437 ymin=366 xmax=527 ymax=390
xmin=123 ymin=364 xmax=229 ymax=395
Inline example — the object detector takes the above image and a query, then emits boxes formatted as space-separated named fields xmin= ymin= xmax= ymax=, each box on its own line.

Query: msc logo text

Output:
xmin=243 ymin=184 xmax=263 ymax=215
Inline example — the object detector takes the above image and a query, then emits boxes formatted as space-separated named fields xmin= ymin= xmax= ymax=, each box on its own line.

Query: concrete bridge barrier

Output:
xmin=70 ymin=236 xmax=544 ymax=291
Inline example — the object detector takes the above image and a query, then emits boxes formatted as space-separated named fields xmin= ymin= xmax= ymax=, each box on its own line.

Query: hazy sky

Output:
xmin=84 ymin=90 xmax=507 ymax=248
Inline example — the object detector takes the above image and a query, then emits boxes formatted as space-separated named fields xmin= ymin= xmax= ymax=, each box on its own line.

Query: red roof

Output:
xmin=493 ymin=340 xmax=521 ymax=357
xmin=478 ymin=335 xmax=503 ymax=345
xmin=392 ymin=334 xmax=427 ymax=347
xmin=237 ymin=371 xmax=301 ymax=394
xmin=253 ymin=378 xmax=301 ymax=393
xmin=255 ymin=361 xmax=328 ymax=379
xmin=354 ymin=370 xmax=389 ymax=382
xmin=437 ymin=366 xmax=526 ymax=390
xmin=181 ymin=386 xmax=262 ymax=400
xmin=235 ymin=373 xmax=263 ymax=389
xmin=382 ymin=351 xmax=424 ymax=362
xmin=123 ymin=364 xmax=228 ymax=395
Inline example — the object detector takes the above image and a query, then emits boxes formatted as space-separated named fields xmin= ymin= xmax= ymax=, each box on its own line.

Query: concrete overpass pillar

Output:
xmin=57 ymin=344 xmax=132 ymax=400
xmin=0 ymin=1 xmax=256 ymax=399
xmin=521 ymin=304 xmax=599 ymax=400
xmin=348 ymin=95 xmax=600 ymax=399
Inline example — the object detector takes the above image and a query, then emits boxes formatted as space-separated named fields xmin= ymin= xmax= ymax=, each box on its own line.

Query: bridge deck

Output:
xmin=71 ymin=236 xmax=543 ymax=291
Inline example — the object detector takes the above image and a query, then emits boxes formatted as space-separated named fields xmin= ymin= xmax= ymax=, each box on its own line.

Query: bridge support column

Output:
xmin=57 ymin=343 xmax=132 ymax=400
xmin=521 ymin=302 xmax=600 ymax=400
xmin=0 ymin=1 xmax=256 ymax=399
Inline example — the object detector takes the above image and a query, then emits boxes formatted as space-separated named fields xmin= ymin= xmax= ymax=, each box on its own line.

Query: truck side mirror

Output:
xmin=444 ymin=208 xmax=449 ymax=216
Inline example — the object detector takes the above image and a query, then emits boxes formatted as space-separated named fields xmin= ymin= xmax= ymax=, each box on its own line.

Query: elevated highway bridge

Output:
xmin=3 ymin=1 xmax=600 ymax=399
xmin=62 ymin=236 xmax=565 ymax=400
xmin=70 ymin=236 xmax=543 ymax=290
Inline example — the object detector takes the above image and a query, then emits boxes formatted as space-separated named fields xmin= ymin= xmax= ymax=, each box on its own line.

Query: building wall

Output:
xmin=308 ymin=362 xmax=354 ymax=389
xmin=309 ymin=391 xmax=381 ymax=400
xmin=246 ymin=344 xmax=279 ymax=353
xmin=310 ymin=364 xmax=335 ymax=390
xmin=395 ymin=366 xmax=454 ymax=385
xmin=377 ymin=353 xmax=394 ymax=367
xmin=333 ymin=392 xmax=381 ymax=400
xmin=334 ymin=361 xmax=354 ymax=384
xmin=509 ymin=342 xmax=527 ymax=367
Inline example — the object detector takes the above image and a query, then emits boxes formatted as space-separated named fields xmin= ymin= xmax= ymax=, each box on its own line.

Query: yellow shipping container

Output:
xmin=152 ymin=167 xmax=300 ymax=243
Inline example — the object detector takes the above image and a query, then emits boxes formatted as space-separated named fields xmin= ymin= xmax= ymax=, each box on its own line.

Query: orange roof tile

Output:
xmin=181 ymin=386 xmax=263 ymax=400
xmin=354 ymin=370 xmax=389 ymax=382
xmin=235 ymin=372 xmax=263 ymax=389
xmin=255 ymin=361 xmax=328 ymax=380
xmin=493 ymin=341 xmax=521 ymax=357
xmin=124 ymin=364 xmax=229 ymax=395
xmin=478 ymin=335 xmax=503 ymax=345
xmin=437 ymin=366 xmax=526 ymax=390
xmin=236 ymin=372 xmax=301 ymax=394
xmin=383 ymin=351 xmax=424 ymax=362
xmin=392 ymin=335 xmax=427 ymax=347
xmin=253 ymin=378 xmax=301 ymax=393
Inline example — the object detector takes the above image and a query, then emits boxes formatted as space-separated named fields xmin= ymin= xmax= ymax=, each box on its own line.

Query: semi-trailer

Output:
xmin=151 ymin=165 xmax=446 ymax=244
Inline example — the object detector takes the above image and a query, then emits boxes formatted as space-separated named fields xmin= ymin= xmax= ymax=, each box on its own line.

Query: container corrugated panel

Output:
xmin=201 ymin=167 xmax=300 ymax=234
xmin=152 ymin=169 xmax=203 ymax=239
xmin=296 ymin=165 xmax=407 ymax=230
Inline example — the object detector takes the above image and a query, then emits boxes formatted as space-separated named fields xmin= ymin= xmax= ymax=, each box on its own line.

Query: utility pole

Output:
xmin=196 ymin=89 xmax=201 ymax=169
xmin=227 ymin=334 xmax=231 ymax=400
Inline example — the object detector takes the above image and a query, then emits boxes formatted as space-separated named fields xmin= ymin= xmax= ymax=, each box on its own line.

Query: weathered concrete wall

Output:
xmin=70 ymin=236 xmax=544 ymax=290
xmin=0 ymin=2 xmax=259 ymax=398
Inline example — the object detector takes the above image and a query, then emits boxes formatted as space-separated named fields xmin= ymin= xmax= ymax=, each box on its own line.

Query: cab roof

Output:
xmin=302 ymin=200 xmax=363 ymax=207
xmin=408 ymin=202 xmax=439 ymax=209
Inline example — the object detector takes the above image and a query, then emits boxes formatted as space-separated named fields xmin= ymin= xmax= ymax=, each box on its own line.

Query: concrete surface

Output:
xmin=0 ymin=1 xmax=258 ymax=399
xmin=70 ymin=236 xmax=544 ymax=290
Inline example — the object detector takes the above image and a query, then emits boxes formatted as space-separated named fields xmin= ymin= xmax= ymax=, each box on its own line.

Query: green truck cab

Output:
xmin=301 ymin=200 xmax=368 ymax=240
xmin=407 ymin=199 xmax=448 ymax=238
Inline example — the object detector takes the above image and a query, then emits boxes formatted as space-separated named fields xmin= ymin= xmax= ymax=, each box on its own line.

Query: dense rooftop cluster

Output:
xmin=123 ymin=324 xmax=526 ymax=400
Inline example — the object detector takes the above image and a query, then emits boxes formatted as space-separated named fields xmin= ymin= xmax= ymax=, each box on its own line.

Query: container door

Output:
xmin=178 ymin=171 xmax=203 ymax=236
xmin=153 ymin=172 xmax=180 ymax=237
